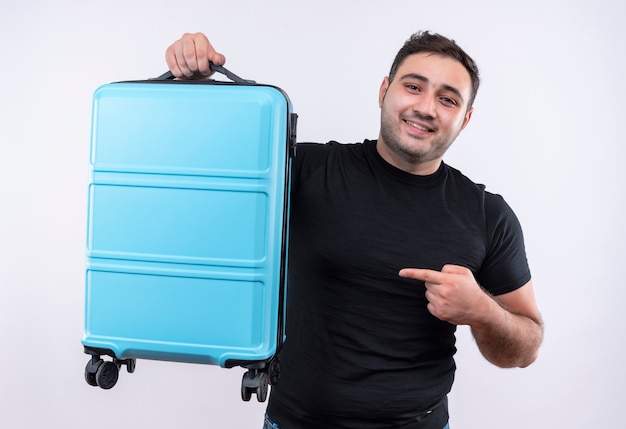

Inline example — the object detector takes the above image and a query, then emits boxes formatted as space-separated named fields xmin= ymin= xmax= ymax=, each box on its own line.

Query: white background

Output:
xmin=1 ymin=1 xmax=624 ymax=427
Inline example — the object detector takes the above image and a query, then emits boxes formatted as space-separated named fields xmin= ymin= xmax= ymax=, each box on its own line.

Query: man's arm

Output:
xmin=469 ymin=280 xmax=543 ymax=368
xmin=399 ymin=265 xmax=543 ymax=368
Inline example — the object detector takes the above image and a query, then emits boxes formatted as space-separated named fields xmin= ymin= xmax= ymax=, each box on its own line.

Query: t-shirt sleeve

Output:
xmin=477 ymin=193 xmax=532 ymax=296
xmin=290 ymin=142 xmax=337 ymax=196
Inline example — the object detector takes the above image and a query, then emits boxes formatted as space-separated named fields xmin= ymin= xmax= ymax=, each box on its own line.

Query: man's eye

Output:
xmin=406 ymin=84 xmax=420 ymax=91
xmin=440 ymin=97 xmax=457 ymax=106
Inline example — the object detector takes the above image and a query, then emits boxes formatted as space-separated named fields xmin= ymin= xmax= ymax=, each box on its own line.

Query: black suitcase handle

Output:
xmin=154 ymin=63 xmax=256 ymax=84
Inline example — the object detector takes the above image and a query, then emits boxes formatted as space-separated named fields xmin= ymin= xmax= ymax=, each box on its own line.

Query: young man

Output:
xmin=166 ymin=31 xmax=543 ymax=429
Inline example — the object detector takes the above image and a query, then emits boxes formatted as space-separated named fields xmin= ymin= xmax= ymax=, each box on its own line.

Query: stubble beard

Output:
xmin=379 ymin=107 xmax=456 ymax=166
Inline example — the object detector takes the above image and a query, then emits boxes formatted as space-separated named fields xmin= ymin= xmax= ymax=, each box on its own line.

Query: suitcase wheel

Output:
xmin=84 ymin=362 xmax=99 ymax=387
xmin=84 ymin=354 xmax=136 ymax=389
xmin=256 ymin=372 xmax=269 ymax=402
xmin=95 ymin=361 xmax=119 ymax=390
xmin=241 ymin=369 xmax=269 ymax=402
xmin=268 ymin=358 xmax=281 ymax=386
xmin=125 ymin=358 xmax=136 ymax=374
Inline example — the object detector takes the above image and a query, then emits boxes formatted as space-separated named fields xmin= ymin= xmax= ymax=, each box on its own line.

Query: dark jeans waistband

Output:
xmin=264 ymin=397 xmax=449 ymax=429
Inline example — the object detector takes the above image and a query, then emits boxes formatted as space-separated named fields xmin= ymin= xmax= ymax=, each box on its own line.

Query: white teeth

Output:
xmin=406 ymin=120 xmax=429 ymax=131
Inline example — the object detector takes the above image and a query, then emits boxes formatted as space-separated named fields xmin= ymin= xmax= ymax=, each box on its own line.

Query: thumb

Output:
xmin=441 ymin=264 xmax=472 ymax=275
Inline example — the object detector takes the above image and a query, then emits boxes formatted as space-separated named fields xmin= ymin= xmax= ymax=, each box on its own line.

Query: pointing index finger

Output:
xmin=399 ymin=268 xmax=443 ymax=283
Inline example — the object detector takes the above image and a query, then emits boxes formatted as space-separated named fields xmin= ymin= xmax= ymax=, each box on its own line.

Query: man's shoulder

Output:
xmin=295 ymin=140 xmax=371 ymax=166
xmin=443 ymin=163 xmax=488 ymax=193
xmin=442 ymin=165 xmax=516 ymax=214
xmin=297 ymin=140 xmax=369 ymax=152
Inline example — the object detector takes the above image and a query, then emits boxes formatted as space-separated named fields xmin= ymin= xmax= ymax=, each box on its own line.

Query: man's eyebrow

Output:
xmin=399 ymin=73 xmax=465 ymax=104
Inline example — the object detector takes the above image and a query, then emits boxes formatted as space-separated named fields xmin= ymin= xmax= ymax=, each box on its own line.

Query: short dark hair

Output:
xmin=389 ymin=31 xmax=480 ymax=108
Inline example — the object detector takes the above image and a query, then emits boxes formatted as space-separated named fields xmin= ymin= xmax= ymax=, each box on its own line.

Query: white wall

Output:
xmin=1 ymin=1 xmax=624 ymax=427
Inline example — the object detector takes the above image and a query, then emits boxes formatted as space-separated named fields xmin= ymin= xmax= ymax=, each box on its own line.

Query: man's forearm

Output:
xmin=471 ymin=297 xmax=544 ymax=368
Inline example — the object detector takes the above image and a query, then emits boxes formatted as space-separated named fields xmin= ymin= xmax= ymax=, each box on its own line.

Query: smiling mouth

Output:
xmin=404 ymin=119 xmax=434 ymax=133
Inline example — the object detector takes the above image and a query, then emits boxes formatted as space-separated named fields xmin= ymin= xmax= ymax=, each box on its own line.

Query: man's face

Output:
xmin=377 ymin=52 xmax=474 ymax=175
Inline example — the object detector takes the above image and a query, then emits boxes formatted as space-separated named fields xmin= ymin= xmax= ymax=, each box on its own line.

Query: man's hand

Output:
xmin=399 ymin=264 xmax=490 ymax=325
xmin=165 ymin=32 xmax=226 ymax=79
xmin=400 ymin=265 xmax=543 ymax=368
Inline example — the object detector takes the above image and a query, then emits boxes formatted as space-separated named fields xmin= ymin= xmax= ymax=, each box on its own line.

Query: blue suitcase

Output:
xmin=82 ymin=65 xmax=297 ymax=402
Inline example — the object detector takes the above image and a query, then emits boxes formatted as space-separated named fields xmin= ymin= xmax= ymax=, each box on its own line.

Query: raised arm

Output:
xmin=165 ymin=32 xmax=226 ymax=79
xmin=399 ymin=265 xmax=543 ymax=368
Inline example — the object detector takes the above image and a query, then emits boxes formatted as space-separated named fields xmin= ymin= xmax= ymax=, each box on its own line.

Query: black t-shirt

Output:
xmin=267 ymin=140 xmax=531 ymax=429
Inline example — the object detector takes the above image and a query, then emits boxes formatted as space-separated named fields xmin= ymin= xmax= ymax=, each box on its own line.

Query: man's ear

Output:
xmin=461 ymin=107 xmax=474 ymax=130
xmin=379 ymin=77 xmax=390 ymax=108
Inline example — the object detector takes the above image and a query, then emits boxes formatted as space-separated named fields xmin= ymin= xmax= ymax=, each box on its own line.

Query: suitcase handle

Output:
xmin=154 ymin=63 xmax=256 ymax=84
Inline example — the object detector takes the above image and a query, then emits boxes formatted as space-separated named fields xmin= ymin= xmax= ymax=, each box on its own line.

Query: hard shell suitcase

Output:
xmin=81 ymin=65 xmax=297 ymax=402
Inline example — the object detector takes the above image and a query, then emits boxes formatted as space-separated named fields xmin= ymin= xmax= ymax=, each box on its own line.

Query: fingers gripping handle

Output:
xmin=155 ymin=63 xmax=256 ymax=84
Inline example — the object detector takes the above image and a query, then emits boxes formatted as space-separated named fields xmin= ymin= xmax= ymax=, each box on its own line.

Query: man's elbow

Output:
xmin=516 ymin=349 xmax=540 ymax=368
xmin=484 ymin=338 xmax=542 ymax=369
xmin=487 ymin=350 xmax=539 ymax=369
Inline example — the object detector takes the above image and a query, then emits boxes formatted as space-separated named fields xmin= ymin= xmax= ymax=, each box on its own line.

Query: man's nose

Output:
xmin=412 ymin=95 xmax=437 ymax=120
